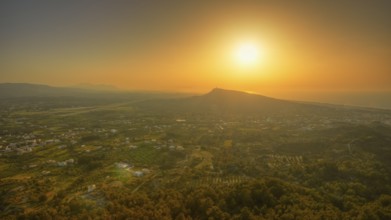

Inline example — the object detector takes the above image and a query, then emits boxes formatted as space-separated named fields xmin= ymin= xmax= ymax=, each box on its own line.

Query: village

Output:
xmin=1 ymin=101 xmax=391 ymax=217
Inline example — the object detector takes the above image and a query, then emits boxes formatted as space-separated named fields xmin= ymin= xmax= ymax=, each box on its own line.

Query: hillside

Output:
xmin=135 ymin=88 xmax=352 ymax=116
xmin=0 ymin=83 xmax=188 ymax=107
xmin=1 ymin=86 xmax=391 ymax=219
xmin=0 ymin=83 xmax=103 ymax=98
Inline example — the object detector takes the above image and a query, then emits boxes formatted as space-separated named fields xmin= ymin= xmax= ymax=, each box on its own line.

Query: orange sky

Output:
xmin=1 ymin=1 xmax=390 ymax=100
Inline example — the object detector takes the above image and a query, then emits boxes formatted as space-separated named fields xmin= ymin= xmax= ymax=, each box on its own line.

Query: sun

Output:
xmin=234 ymin=42 xmax=262 ymax=67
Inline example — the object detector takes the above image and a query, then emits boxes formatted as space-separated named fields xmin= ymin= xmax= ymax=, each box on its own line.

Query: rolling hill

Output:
xmin=0 ymin=83 xmax=186 ymax=101
xmin=135 ymin=88 xmax=341 ymax=116
xmin=2 ymin=84 xmax=389 ymax=117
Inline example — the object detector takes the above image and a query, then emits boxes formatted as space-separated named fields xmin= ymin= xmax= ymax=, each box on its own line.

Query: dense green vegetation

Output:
xmin=1 ymin=95 xmax=391 ymax=219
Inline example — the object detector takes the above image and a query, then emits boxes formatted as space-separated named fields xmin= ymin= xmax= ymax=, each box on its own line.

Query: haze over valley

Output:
xmin=1 ymin=1 xmax=391 ymax=219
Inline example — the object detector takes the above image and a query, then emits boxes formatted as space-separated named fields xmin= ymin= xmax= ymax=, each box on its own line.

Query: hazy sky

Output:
xmin=1 ymin=0 xmax=390 ymax=98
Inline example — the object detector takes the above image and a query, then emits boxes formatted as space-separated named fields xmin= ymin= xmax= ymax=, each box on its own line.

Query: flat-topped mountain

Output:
xmin=1 ymin=84 xmax=388 ymax=116
xmin=135 ymin=88 xmax=339 ymax=116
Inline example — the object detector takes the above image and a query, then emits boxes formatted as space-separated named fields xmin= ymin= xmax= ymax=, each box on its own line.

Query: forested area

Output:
xmin=1 ymin=96 xmax=391 ymax=219
xmin=14 ymin=177 xmax=391 ymax=220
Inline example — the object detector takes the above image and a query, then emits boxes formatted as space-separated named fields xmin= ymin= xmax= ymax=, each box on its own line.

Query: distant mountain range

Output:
xmin=135 ymin=88 xmax=348 ymax=116
xmin=0 ymin=83 xmax=109 ymax=98
xmin=71 ymin=83 xmax=118 ymax=91
xmin=1 ymin=83 xmax=390 ymax=113
xmin=0 ymin=83 xmax=187 ymax=101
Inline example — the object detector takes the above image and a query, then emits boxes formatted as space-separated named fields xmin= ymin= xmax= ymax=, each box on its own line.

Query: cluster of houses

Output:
xmin=115 ymin=162 xmax=150 ymax=177
xmin=0 ymin=129 xmax=69 ymax=155
xmin=57 ymin=158 xmax=75 ymax=167
xmin=0 ymin=124 xmax=126 ymax=155
xmin=45 ymin=158 xmax=75 ymax=167
xmin=151 ymin=144 xmax=184 ymax=151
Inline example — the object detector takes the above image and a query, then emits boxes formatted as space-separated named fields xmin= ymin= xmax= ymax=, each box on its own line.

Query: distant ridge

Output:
xmin=2 ymin=84 xmax=389 ymax=111
xmin=0 ymin=83 xmax=76 ymax=98
xmin=0 ymin=83 xmax=107 ymax=98
xmin=202 ymin=88 xmax=282 ymax=106
xmin=135 ymin=87 xmax=337 ymax=116
xmin=0 ymin=83 xmax=188 ymax=101
xmin=72 ymin=83 xmax=118 ymax=91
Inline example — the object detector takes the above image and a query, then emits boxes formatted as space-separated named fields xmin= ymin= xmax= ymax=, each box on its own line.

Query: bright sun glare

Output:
xmin=234 ymin=42 xmax=261 ymax=66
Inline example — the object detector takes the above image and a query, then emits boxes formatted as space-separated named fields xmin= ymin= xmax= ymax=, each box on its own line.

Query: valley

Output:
xmin=1 ymin=89 xmax=391 ymax=219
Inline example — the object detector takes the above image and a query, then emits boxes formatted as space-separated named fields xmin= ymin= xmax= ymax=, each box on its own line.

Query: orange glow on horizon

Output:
xmin=1 ymin=1 xmax=390 ymax=99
